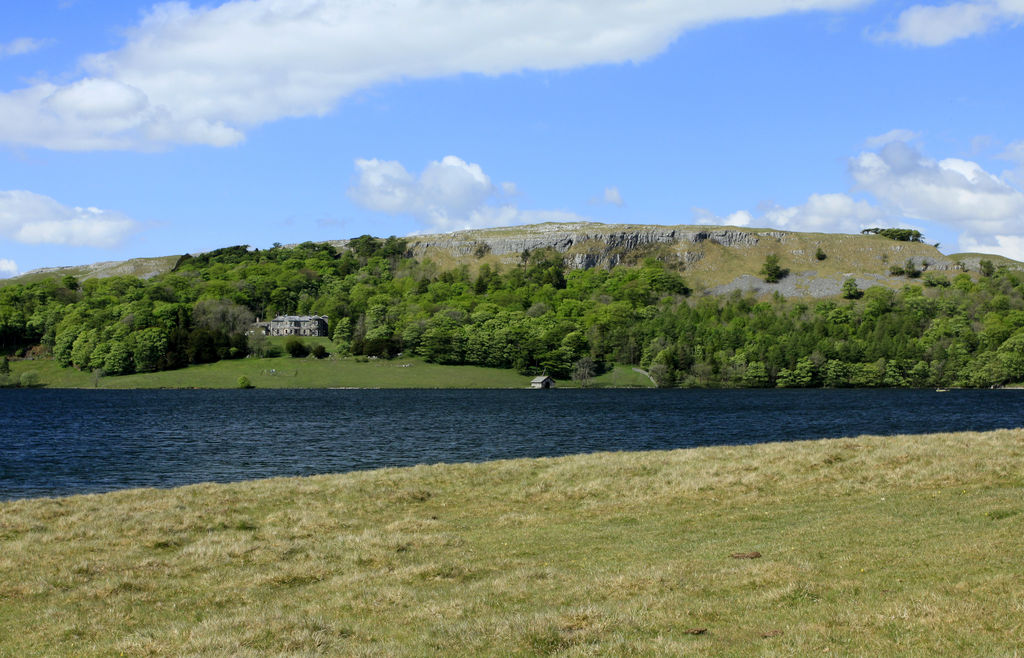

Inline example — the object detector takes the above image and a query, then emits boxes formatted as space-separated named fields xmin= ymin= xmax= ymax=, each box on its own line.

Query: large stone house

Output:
xmin=253 ymin=315 xmax=329 ymax=337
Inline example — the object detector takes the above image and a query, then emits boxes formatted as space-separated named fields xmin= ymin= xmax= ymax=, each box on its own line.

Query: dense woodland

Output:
xmin=2 ymin=236 xmax=1024 ymax=388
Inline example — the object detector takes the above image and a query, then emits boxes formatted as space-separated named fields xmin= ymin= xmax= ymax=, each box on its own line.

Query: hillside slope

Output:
xmin=7 ymin=222 xmax=1023 ymax=297
xmin=350 ymin=222 xmax=1023 ymax=297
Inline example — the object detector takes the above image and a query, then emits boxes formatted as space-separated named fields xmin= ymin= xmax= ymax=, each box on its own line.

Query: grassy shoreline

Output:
xmin=2 ymin=429 xmax=1023 ymax=655
xmin=2 ymin=356 xmax=654 ymax=389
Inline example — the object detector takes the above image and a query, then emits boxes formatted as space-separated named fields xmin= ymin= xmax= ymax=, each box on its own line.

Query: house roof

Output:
xmin=531 ymin=376 xmax=554 ymax=383
xmin=271 ymin=315 xmax=328 ymax=322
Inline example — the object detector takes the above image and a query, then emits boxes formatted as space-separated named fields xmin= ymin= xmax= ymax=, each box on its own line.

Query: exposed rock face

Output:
xmin=404 ymin=222 xmax=783 ymax=269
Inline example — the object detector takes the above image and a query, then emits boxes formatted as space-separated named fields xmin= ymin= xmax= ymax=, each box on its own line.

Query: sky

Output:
xmin=2 ymin=0 xmax=1024 ymax=278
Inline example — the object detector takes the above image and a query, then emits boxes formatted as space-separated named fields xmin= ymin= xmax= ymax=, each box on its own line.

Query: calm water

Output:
xmin=2 ymin=388 xmax=1023 ymax=500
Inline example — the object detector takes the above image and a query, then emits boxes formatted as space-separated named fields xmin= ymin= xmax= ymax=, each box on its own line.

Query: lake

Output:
xmin=2 ymin=388 xmax=1023 ymax=500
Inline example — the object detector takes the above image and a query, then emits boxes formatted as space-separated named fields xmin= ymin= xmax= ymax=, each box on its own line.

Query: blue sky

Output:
xmin=2 ymin=0 xmax=1024 ymax=277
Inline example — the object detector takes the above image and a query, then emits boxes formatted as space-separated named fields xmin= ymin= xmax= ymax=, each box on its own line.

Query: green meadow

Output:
xmin=2 ymin=429 xmax=1022 ymax=655
xmin=3 ymin=355 xmax=654 ymax=389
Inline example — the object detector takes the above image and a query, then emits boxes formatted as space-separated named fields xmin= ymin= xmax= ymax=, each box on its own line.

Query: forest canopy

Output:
xmin=2 ymin=235 xmax=1023 ymax=389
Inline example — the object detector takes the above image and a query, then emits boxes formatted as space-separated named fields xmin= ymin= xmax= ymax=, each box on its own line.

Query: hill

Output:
xmin=2 ymin=254 xmax=184 ymax=287
xmin=7 ymin=222 xmax=1023 ymax=297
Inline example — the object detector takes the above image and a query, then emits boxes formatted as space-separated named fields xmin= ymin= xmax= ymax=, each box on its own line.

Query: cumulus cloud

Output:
xmin=0 ymin=191 xmax=137 ymax=247
xmin=879 ymin=0 xmax=1024 ymax=46
xmin=699 ymin=133 xmax=1024 ymax=259
xmin=0 ymin=259 xmax=17 ymax=277
xmin=0 ymin=37 xmax=50 ymax=58
xmin=0 ymin=0 xmax=868 ymax=150
xmin=349 ymin=156 xmax=586 ymax=232
xmin=849 ymin=140 xmax=1024 ymax=257
xmin=698 ymin=194 xmax=883 ymax=233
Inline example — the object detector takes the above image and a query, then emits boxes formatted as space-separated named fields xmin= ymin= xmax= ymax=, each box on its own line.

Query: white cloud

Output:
xmin=879 ymin=0 xmax=1024 ymax=46
xmin=0 ymin=37 xmax=50 ymax=58
xmin=864 ymin=128 xmax=919 ymax=148
xmin=698 ymin=134 xmax=1024 ymax=260
xmin=604 ymin=186 xmax=624 ymax=206
xmin=349 ymin=156 xmax=586 ymax=232
xmin=0 ymin=259 xmax=17 ymax=277
xmin=763 ymin=193 xmax=884 ymax=232
xmin=0 ymin=0 xmax=869 ymax=151
xmin=699 ymin=194 xmax=883 ymax=233
xmin=847 ymin=138 xmax=1024 ymax=257
xmin=1000 ymin=140 xmax=1024 ymax=164
xmin=850 ymin=141 xmax=1024 ymax=235
xmin=959 ymin=234 xmax=1024 ymax=259
xmin=0 ymin=191 xmax=137 ymax=247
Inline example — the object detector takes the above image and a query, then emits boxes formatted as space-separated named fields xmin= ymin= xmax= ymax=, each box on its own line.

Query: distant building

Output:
xmin=530 ymin=375 xmax=556 ymax=389
xmin=254 ymin=315 xmax=329 ymax=337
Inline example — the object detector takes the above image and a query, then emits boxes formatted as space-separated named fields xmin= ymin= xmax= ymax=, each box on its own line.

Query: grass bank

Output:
xmin=3 ymin=357 xmax=654 ymax=389
xmin=2 ymin=430 xmax=1023 ymax=655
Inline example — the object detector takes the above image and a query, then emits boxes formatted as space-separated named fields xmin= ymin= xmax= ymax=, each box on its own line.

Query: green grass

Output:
xmin=3 ymin=357 xmax=654 ymax=389
xmin=1 ymin=429 xmax=1022 ymax=655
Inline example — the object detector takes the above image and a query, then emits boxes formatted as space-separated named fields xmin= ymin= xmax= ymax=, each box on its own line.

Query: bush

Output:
xmin=236 ymin=376 xmax=253 ymax=389
xmin=815 ymin=247 xmax=827 ymax=261
xmin=285 ymin=338 xmax=309 ymax=358
xmin=311 ymin=344 xmax=328 ymax=359
xmin=19 ymin=371 xmax=41 ymax=388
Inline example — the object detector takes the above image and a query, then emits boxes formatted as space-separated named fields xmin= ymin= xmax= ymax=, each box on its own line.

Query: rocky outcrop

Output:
xmin=404 ymin=222 xmax=781 ymax=269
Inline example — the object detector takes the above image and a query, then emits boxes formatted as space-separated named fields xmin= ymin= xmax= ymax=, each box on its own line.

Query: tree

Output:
xmin=861 ymin=227 xmax=924 ymax=242
xmin=979 ymin=259 xmax=995 ymax=277
xmin=815 ymin=247 xmax=827 ymax=261
xmin=131 ymin=327 xmax=169 ymax=373
xmin=841 ymin=277 xmax=863 ymax=300
xmin=759 ymin=254 xmax=789 ymax=283
xmin=742 ymin=361 xmax=770 ymax=387
xmin=0 ymin=355 xmax=9 ymax=375
xmin=572 ymin=356 xmax=596 ymax=387
xmin=193 ymin=299 xmax=255 ymax=334
xmin=103 ymin=340 xmax=133 ymax=376
xmin=311 ymin=344 xmax=328 ymax=359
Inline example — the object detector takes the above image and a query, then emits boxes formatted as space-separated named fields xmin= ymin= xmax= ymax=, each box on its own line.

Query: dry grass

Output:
xmin=2 ymin=429 xmax=1023 ymax=655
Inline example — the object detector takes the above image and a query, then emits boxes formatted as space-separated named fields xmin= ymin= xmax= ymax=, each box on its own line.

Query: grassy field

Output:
xmin=2 ymin=355 xmax=654 ymax=389
xmin=1 ymin=429 xmax=1022 ymax=655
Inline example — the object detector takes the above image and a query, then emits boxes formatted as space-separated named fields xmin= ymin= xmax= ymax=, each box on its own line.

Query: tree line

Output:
xmin=1 ymin=236 xmax=1023 ymax=388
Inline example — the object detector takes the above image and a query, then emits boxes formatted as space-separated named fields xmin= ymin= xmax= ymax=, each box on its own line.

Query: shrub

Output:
xmin=815 ymin=247 xmax=827 ymax=261
xmin=236 ymin=376 xmax=253 ymax=389
xmin=285 ymin=338 xmax=309 ymax=358
xmin=19 ymin=371 xmax=41 ymax=388
xmin=311 ymin=344 xmax=328 ymax=359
